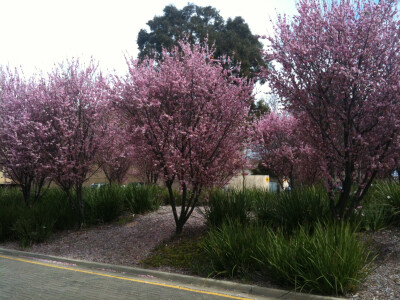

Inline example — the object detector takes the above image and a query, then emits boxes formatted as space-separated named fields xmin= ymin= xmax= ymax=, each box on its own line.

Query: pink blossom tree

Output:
xmin=44 ymin=59 xmax=107 ymax=225
xmin=118 ymin=40 xmax=253 ymax=233
xmin=252 ymin=112 xmax=319 ymax=189
xmin=96 ymin=105 xmax=134 ymax=185
xmin=0 ymin=69 xmax=55 ymax=206
xmin=131 ymin=138 xmax=160 ymax=184
xmin=265 ymin=0 xmax=400 ymax=217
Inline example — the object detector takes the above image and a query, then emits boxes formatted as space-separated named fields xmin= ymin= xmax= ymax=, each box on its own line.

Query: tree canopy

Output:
xmin=137 ymin=4 xmax=264 ymax=78
xmin=0 ymin=69 xmax=55 ymax=206
xmin=264 ymin=0 xmax=400 ymax=218
xmin=119 ymin=40 xmax=253 ymax=233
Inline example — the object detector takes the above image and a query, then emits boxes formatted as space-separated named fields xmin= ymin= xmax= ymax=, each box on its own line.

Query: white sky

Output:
xmin=0 ymin=0 xmax=297 ymax=76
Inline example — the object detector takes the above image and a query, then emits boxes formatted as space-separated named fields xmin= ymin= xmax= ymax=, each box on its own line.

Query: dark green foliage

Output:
xmin=158 ymin=187 xmax=182 ymax=206
xmin=203 ymin=220 xmax=373 ymax=295
xmin=200 ymin=186 xmax=375 ymax=295
xmin=254 ymin=222 xmax=374 ymax=295
xmin=0 ymin=184 xmax=161 ymax=245
xmin=203 ymin=189 xmax=253 ymax=227
xmin=214 ymin=16 xmax=265 ymax=78
xmin=356 ymin=197 xmax=390 ymax=231
xmin=366 ymin=181 xmax=400 ymax=226
xmin=0 ymin=188 xmax=25 ymax=241
xmin=204 ymin=186 xmax=330 ymax=233
xmin=137 ymin=4 xmax=264 ymax=78
xmin=254 ymin=185 xmax=330 ymax=233
xmin=13 ymin=205 xmax=56 ymax=248
xmin=84 ymin=185 xmax=125 ymax=224
xmin=40 ymin=188 xmax=76 ymax=230
xmin=137 ymin=5 xmax=222 ymax=59
xmin=125 ymin=184 xmax=161 ymax=214
xmin=203 ymin=219 xmax=261 ymax=277
xmin=347 ymin=181 xmax=400 ymax=231
xmin=10 ymin=188 xmax=75 ymax=247
xmin=249 ymin=99 xmax=270 ymax=121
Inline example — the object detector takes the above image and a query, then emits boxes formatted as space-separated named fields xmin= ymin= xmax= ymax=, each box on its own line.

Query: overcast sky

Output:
xmin=0 ymin=0 xmax=297 ymax=75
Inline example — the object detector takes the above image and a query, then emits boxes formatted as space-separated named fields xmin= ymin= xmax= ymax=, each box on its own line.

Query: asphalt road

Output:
xmin=0 ymin=248 xmax=342 ymax=300
xmin=0 ymin=253 xmax=256 ymax=300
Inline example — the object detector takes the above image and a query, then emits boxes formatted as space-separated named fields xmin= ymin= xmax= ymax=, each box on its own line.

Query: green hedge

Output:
xmin=203 ymin=220 xmax=374 ymax=295
xmin=0 ymin=184 xmax=162 ymax=247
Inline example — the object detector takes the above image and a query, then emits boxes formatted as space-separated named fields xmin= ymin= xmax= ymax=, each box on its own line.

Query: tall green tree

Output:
xmin=249 ymin=99 xmax=270 ymax=120
xmin=137 ymin=4 xmax=264 ymax=78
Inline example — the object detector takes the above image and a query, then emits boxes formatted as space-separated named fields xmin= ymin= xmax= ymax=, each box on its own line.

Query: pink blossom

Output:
xmin=263 ymin=0 xmax=400 ymax=217
xmin=117 ymin=39 xmax=253 ymax=233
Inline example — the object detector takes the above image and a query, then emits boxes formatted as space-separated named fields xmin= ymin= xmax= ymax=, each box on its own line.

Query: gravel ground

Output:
xmin=0 ymin=206 xmax=399 ymax=299
xmin=0 ymin=206 xmax=206 ymax=266
xmin=348 ymin=227 xmax=400 ymax=300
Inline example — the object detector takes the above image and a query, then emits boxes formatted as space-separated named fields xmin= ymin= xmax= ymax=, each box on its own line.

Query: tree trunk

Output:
xmin=175 ymin=219 xmax=185 ymax=235
xmin=166 ymin=181 xmax=179 ymax=229
xmin=289 ymin=174 xmax=295 ymax=191
xmin=166 ymin=181 xmax=199 ymax=235
xmin=32 ymin=176 xmax=49 ymax=205
xmin=75 ymin=184 xmax=85 ymax=228
xmin=21 ymin=183 xmax=32 ymax=207
xmin=334 ymin=164 xmax=353 ymax=219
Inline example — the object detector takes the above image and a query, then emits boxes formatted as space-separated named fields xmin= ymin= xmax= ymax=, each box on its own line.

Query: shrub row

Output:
xmin=0 ymin=184 xmax=162 ymax=247
xmin=204 ymin=182 xmax=400 ymax=233
xmin=203 ymin=220 xmax=373 ymax=295
xmin=200 ymin=182 xmax=400 ymax=295
xmin=204 ymin=186 xmax=331 ymax=233
xmin=361 ymin=181 xmax=400 ymax=229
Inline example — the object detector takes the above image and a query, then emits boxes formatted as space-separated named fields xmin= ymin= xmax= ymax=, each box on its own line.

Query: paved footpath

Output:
xmin=0 ymin=248 xmax=342 ymax=300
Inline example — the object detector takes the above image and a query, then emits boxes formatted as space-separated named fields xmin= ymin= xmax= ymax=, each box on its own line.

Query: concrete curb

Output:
xmin=0 ymin=247 xmax=344 ymax=300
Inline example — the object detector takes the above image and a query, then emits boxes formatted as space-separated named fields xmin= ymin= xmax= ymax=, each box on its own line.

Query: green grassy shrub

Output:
xmin=367 ymin=181 xmax=400 ymax=226
xmin=84 ymin=185 xmax=125 ymax=224
xmin=158 ymin=187 xmax=182 ymax=206
xmin=40 ymin=188 xmax=76 ymax=230
xmin=13 ymin=203 xmax=56 ymax=248
xmin=203 ymin=189 xmax=253 ymax=228
xmin=203 ymin=220 xmax=373 ymax=295
xmin=0 ymin=188 xmax=25 ymax=241
xmin=11 ymin=188 xmax=76 ymax=247
xmin=356 ymin=199 xmax=390 ymax=231
xmin=125 ymin=184 xmax=161 ymax=214
xmin=0 ymin=187 xmax=75 ymax=244
xmin=255 ymin=185 xmax=330 ymax=233
xmin=252 ymin=190 xmax=280 ymax=225
xmin=203 ymin=219 xmax=262 ymax=277
xmin=254 ymin=222 xmax=374 ymax=295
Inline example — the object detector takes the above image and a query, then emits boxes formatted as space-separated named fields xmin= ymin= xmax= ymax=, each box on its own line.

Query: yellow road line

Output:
xmin=0 ymin=254 xmax=252 ymax=300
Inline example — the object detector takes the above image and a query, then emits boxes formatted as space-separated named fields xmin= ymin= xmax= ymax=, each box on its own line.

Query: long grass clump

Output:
xmin=254 ymin=221 xmax=374 ymax=295
xmin=1 ymin=184 xmax=162 ymax=246
xmin=9 ymin=187 xmax=75 ymax=247
xmin=203 ymin=189 xmax=254 ymax=228
xmin=203 ymin=220 xmax=374 ymax=295
xmin=0 ymin=188 xmax=25 ymax=241
xmin=124 ymin=184 xmax=161 ymax=214
xmin=84 ymin=185 xmax=125 ymax=224
xmin=253 ymin=185 xmax=330 ymax=233
xmin=366 ymin=181 xmax=400 ymax=226
xmin=203 ymin=219 xmax=261 ymax=277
